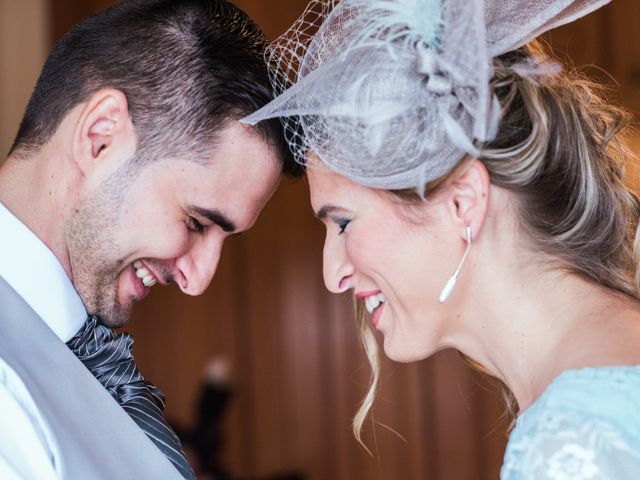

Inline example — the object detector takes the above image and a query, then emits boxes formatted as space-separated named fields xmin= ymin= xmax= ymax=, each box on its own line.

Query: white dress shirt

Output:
xmin=0 ymin=202 xmax=87 ymax=480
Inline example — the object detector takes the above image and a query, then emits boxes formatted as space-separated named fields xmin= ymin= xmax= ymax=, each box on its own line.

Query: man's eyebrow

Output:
xmin=191 ymin=206 xmax=236 ymax=233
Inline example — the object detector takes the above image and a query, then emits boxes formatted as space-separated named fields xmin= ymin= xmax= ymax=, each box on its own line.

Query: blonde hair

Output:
xmin=352 ymin=40 xmax=640 ymax=443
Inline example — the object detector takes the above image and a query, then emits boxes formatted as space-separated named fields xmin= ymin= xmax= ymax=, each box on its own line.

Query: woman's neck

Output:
xmin=446 ymin=244 xmax=640 ymax=413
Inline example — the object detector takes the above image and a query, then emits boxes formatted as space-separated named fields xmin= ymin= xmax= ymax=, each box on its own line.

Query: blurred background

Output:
xmin=1 ymin=1 xmax=639 ymax=479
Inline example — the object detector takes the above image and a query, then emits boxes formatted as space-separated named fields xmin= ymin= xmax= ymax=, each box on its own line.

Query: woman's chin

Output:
xmin=382 ymin=336 xmax=431 ymax=363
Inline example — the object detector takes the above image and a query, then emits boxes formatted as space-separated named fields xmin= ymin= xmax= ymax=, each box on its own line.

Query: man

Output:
xmin=0 ymin=1 xmax=298 ymax=479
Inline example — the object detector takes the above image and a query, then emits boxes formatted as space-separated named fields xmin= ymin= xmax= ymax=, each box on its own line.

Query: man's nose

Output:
xmin=175 ymin=234 xmax=223 ymax=296
xmin=322 ymin=235 xmax=354 ymax=294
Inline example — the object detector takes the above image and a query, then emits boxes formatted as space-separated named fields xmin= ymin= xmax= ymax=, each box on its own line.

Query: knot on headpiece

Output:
xmin=416 ymin=43 xmax=452 ymax=95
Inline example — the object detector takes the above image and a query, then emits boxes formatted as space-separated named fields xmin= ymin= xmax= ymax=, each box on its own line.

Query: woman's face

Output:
xmin=307 ymin=165 xmax=462 ymax=362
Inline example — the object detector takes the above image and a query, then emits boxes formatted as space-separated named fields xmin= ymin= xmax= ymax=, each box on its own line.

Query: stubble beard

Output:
xmin=65 ymin=166 xmax=135 ymax=328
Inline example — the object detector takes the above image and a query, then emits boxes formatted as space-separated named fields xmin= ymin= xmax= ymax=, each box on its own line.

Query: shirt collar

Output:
xmin=0 ymin=202 xmax=87 ymax=342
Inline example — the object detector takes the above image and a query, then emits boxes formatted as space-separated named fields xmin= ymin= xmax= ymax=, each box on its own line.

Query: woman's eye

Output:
xmin=337 ymin=218 xmax=351 ymax=234
xmin=187 ymin=216 xmax=205 ymax=233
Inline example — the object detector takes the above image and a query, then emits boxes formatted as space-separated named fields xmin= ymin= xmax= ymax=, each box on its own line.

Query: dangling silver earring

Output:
xmin=439 ymin=226 xmax=472 ymax=304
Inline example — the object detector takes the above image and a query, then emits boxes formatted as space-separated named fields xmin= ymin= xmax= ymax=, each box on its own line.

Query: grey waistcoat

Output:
xmin=0 ymin=275 xmax=183 ymax=480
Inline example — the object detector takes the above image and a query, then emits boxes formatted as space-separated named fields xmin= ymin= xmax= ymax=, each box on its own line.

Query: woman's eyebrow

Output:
xmin=316 ymin=205 xmax=346 ymax=220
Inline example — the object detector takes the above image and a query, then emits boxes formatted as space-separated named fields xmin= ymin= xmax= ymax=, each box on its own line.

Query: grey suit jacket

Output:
xmin=0 ymin=275 xmax=183 ymax=479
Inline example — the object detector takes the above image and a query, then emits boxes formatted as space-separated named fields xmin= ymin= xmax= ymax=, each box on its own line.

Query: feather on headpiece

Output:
xmin=243 ymin=0 xmax=612 ymax=191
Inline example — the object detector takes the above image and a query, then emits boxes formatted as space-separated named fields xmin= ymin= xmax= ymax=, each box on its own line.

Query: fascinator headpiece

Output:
xmin=243 ymin=0 xmax=611 ymax=191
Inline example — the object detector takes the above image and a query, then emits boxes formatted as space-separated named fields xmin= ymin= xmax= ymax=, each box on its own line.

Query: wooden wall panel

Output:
xmin=0 ymin=0 xmax=48 ymax=158
xmin=609 ymin=0 xmax=640 ymax=115
xmin=50 ymin=0 xmax=115 ymax=42
xmin=232 ymin=0 xmax=311 ymax=40
xmin=44 ymin=1 xmax=639 ymax=479
xmin=545 ymin=0 xmax=640 ymax=115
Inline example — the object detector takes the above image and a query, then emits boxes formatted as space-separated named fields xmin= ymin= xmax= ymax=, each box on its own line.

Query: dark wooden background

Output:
xmin=45 ymin=1 xmax=640 ymax=479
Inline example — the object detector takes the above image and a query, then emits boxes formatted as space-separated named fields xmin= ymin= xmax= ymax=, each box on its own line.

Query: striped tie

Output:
xmin=67 ymin=316 xmax=195 ymax=480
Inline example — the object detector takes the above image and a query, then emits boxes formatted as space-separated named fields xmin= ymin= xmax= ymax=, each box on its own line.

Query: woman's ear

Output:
xmin=71 ymin=88 xmax=135 ymax=177
xmin=447 ymin=158 xmax=491 ymax=241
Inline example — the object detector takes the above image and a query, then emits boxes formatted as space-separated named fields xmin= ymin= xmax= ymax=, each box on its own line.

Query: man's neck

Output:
xmin=0 ymin=147 xmax=77 ymax=279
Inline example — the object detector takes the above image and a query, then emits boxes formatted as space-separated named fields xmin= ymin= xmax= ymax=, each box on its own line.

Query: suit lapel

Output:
xmin=0 ymin=276 xmax=182 ymax=480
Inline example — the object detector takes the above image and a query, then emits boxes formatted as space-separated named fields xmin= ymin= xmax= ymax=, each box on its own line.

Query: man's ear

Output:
xmin=72 ymin=88 xmax=135 ymax=176
xmin=446 ymin=158 xmax=491 ymax=242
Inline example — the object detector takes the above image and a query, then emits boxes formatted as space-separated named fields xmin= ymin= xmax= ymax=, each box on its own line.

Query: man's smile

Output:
xmin=133 ymin=260 xmax=158 ymax=287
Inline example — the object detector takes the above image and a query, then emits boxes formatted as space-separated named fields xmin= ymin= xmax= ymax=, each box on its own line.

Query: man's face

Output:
xmin=65 ymin=123 xmax=281 ymax=327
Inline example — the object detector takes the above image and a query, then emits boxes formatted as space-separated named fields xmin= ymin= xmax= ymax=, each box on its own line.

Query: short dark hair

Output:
xmin=10 ymin=0 xmax=301 ymax=176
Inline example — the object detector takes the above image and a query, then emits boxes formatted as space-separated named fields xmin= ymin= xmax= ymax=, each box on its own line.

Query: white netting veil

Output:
xmin=242 ymin=0 xmax=611 ymax=191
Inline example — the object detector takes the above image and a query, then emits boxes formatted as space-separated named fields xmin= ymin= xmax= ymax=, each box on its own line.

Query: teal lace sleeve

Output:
xmin=502 ymin=410 xmax=640 ymax=479
xmin=501 ymin=366 xmax=640 ymax=480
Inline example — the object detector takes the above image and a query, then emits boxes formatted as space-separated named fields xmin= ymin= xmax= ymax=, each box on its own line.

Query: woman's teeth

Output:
xmin=365 ymin=293 xmax=386 ymax=314
xmin=133 ymin=260 xmax=157 ymax=287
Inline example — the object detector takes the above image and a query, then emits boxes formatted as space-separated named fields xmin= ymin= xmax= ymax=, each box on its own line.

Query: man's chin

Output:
xmin=100 ymin=316 xmax=129 ymax=329
xmin=91 ymin=303 xmax=132 ymax=329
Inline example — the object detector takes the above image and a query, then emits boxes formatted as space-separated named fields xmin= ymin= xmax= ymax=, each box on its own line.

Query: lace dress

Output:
xmin=501 ymin=366 xmax=640 ymax=479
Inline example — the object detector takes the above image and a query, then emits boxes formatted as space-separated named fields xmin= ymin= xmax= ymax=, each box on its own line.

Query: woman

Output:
xmin=244 ymin=0 xmax=640 ymax=477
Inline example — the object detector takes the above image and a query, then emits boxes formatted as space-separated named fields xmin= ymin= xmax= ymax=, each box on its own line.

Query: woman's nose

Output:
xmin=322 ymin=235 xmax=354 ymax=294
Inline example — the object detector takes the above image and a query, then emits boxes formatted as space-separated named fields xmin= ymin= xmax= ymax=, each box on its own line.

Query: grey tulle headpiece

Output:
xmin=242 ymin=0 xmax=611 ymax=191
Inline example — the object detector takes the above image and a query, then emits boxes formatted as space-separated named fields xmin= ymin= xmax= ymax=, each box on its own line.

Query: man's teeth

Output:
xmin=133 ymin=261 xmax=157 ymax=287
xmin=365 ymin=293 xmax=386 ymax=314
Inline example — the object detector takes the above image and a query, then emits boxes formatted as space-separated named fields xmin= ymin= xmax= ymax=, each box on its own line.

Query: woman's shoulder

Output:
xmin=501 ymin=366 xmax=640 ymax=480
xmin=531 ymin=365 xmax=640 ymax=422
